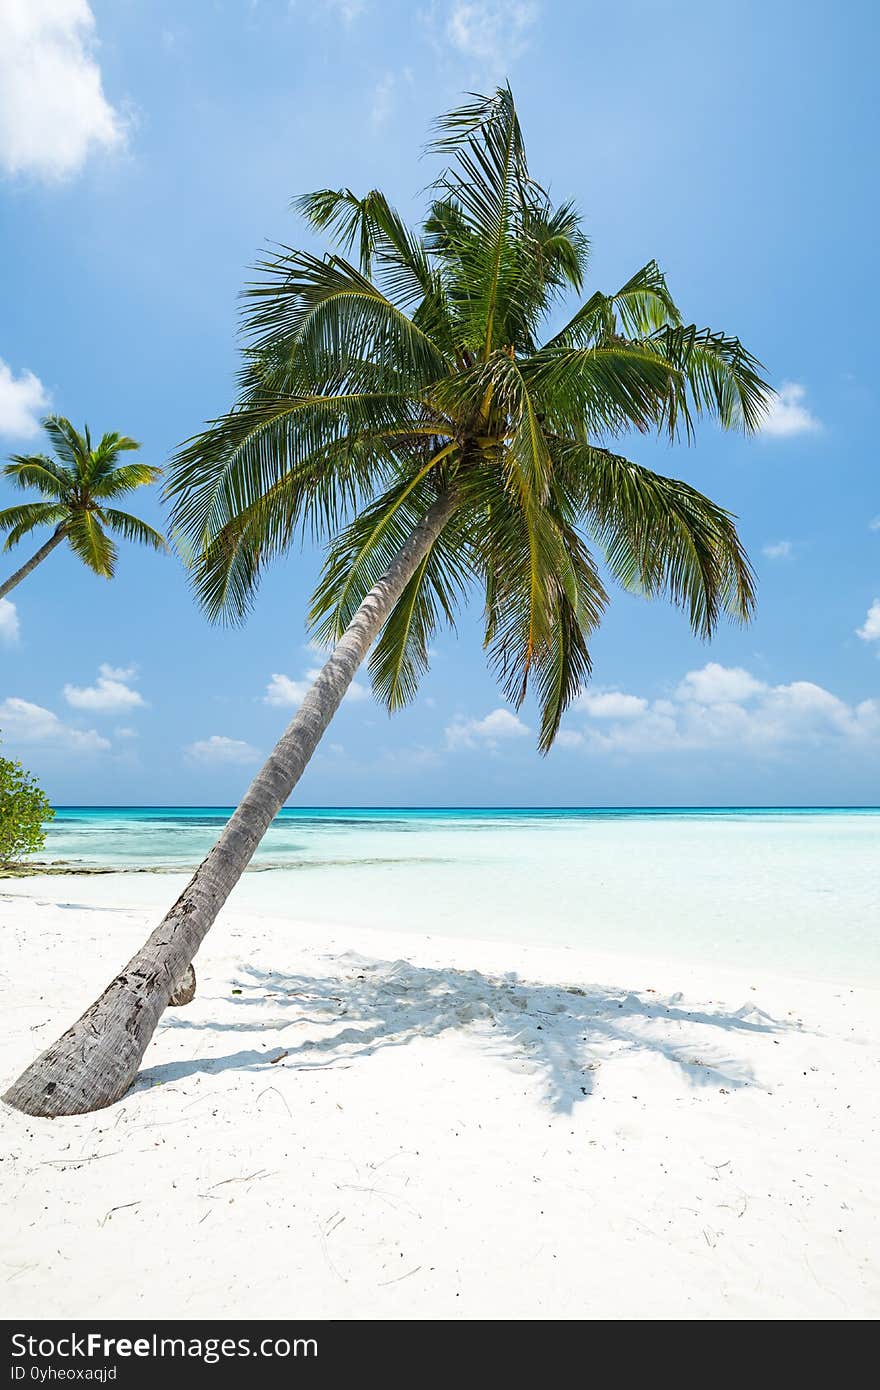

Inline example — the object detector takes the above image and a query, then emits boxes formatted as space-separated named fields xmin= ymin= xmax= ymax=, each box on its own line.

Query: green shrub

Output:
xmin=0 ymin=743 xmax=54 ymax=866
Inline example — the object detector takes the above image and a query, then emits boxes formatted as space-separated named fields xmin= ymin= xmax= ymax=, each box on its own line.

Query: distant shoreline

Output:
xmin=48 ymin=803 xmax=880 ymax=812
xmin=0 ymin=863 xmax=172 ymax=878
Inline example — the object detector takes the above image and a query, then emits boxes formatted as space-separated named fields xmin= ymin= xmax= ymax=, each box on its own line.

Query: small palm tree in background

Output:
xmin=0 ymin=416 xmax=166 ymax=600
xmin=5 ymin=86 xmax=773 ymax=1117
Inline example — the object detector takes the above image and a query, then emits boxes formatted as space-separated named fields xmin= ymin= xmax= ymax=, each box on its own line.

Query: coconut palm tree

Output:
xmin=3 ymin=86 xmax=772 ymax=1117
xmin=0 ymin=416 xmax=166 ymax=600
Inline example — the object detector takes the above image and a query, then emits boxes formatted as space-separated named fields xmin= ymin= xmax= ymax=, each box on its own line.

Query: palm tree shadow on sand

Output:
xmin=137 ymin=953 xmax=797 ymax=1115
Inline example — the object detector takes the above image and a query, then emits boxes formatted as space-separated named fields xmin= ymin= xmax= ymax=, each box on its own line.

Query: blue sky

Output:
xmin=0 ymin=0 xmax=878 ymax=806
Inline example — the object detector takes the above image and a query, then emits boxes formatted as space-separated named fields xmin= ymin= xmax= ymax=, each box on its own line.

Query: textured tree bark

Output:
xmin=3 ymin=493 xmax=456 ymax=1117
xmin=0 ymin=529 xmax=65 ymax=601
xmin=168 ymin=964 xmax=196 ymax=1006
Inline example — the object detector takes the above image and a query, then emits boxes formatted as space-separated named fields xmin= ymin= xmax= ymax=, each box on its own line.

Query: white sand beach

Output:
xmin=2 ymin=875 xmax=878 ymax=1321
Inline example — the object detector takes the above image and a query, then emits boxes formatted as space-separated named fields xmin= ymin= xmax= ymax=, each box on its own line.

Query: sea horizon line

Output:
xmin=49 ymin=803 xmax=880 ymax=813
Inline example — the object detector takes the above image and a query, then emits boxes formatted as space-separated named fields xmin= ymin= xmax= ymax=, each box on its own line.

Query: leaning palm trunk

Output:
xmin=3 ymin=493 xmax=455 ymax=1118
xmin=0 ymin=528 xmax=65 ymax=601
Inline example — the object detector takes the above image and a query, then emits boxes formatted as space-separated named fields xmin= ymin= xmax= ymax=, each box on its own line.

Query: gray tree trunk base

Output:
xmin=2 ymin=494 xmax=456 ymax=1117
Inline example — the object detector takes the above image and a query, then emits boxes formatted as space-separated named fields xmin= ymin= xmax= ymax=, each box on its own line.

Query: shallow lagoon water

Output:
xmin=27 ymin=806 xmax=880 ymax=983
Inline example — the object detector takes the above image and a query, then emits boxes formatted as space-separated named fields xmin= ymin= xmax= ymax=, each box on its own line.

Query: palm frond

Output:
xmin=0 ymin=503 xmax=67 ymax=550
xmin=90 ymin=462 xmax=161 ymax=498
xmin=533 ymin=553 xmax=604 ymax=753
xmin=548 ymin=261 xmax=681 ymax=349
xmin=566 ymin=443 xmax=756 ymax=634
xmin=369 ymin=519 xmax=471 ymax=709
xmin=100 ymin=509 xmax=167 ymax=551
xmin=64 ymin=511 xmax=117 ymax=578
xmin=310 ymin=454 xmax=456 ymax=644
xmin=646 ymin=325 xmax=770 ymax=435
xmin=3 ymin=456 xmax=71 ymax=499
xmin=461 ymin=470 xmax=568 ymax=705
xmin=523 ymin=342 xmax=681 ymax=439
xmin=166 ymin=388 xmax=434 ymax=566
xmin=41 ymin=417 xmax=89 ymax=470
xmin=164 ymin=84 xmax=765 ymax=754
xmin=2 ymin=419 xmax=163 ymax=574
xmin=242 ymin=249 xmax=449 ymax=386
xmin=429 ymin=84 xmax=560 ymax=357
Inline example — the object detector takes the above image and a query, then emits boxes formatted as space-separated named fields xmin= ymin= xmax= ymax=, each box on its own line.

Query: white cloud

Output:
xmin=0 ymin=360 xmax=49 ymax=438
xmin=554 ymin=729 xmax=584 ymax=749
xmin=0 ymin=0 xmax=126 ymax=181
xmin=761 ymin=382 xmax=821 ymax=439
xmin=367 ymin=65 xmax=413 ymax=130
xmin=63 ymin=663 xmax=145 ymax=713
xmin=114 ymin=725 xmax=138 ymax=739
xmin=446 ymin=706 xmax=529 ymax=749
xmin=316 ymin=0 xmax=365 ymax=23
xmin=674 ymin=662 xmax=765 ymax=705
xmin=762 ymin=540 xmax=793 ymax=560
xmin=445 ymin=1 xmax=538 ymax=69
xmin=869 ymin=517 xmax=880 ymax=533
xmin=185 ymin=735 xmax=261 ymax=766
xmin=336 ymin=1 xmax=365 ymax=19
xmin=0 ymin=599 xmax=20 ymax=644
xmin=576 ymin=689 xmax=649 ymax=720
xmin=856 ymin=599 xmax=880 ymax=643
xmin=265 ymin=673 xmax=311 ymax=708
xmin=0 ymin=695 xmax=109 ymax=751
xmin=264 ymin=669 xmax=369 ymax=708
xmin=370 ymin=73 xmax=395 ymax=128
xmin=558 ymin=662 xmax=880 ymax=758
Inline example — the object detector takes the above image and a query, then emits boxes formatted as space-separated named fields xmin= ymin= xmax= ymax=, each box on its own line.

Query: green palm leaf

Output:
xmin=0 ymin=503 xmax=67 ymax=550
xmin=310 ymin=449 xmax=457 ymax=644
xmin=369 ymin=520 xmax=471 ymax=710
xmin=4 ymin=456 xmax=71 ymax=499
xmin=101 ymin=509 xmax=167 ymax=552
xmin=167 ymin=84 xmax=772 ymax=745
xmin=0 ymin=417 xmax=166 ymax=592
xmin=64 ymin=511 xmax=117 ymax=578
xmin=569 ymin=443 xmax=756 ymax=634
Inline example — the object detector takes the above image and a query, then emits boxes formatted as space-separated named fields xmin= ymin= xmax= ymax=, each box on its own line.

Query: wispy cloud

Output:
xmin=0 ymin=695 xmax=109 ymax=751
xmin=576 ymin=690 xmax=648 ymax=720
xmin=185 ymin=735 xmax=261 ymax=766
xmin=370 ymin=72 xmax=396 ymax=128
xmin=443 ymin=2 xmax=539 ymax=70
xmin=264 ymin=669 xmax=369 ymax=708
xmin=554 ymin=729 xmax=584 ymax=749
xmin=445 ymin=706 xmax=529 ymax=749
xmin=0 ymin=0 xmax=126 ymax=181
xmin=559 ymin=662 xmax=880 ymax=757
xmin=368 ymin=67 xmax=415 ymax=129
xmin=0 ymin=599 xmax=20 ymax=645
xmin=0 ymin=360 xmax=49 ymax=438
xmin=762 ymin=540 xmax=793 ymax=560
xmin=869 ymin=517 xmax=880 ymax=533
xmin=674 ymin=663 xmax=765 ymax=705
xmin=311 ymin=0 xmax=366 ymax=24
xmin=856 ymin=599 xmax=880 ymax=643
xmin=63 ymin=663 xmax=145 ymax=713
xmin=761 ymin=382 xmax=821 ymax=439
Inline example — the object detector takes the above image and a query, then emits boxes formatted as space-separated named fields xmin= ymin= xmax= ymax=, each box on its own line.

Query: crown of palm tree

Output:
xmin=1 ymin=416 xmax=166 ymax=577
xmin=168 ymin=85 xmax=771 ymax=751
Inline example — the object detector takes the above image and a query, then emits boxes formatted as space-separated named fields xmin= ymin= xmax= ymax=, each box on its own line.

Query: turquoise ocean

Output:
xmin=24 ymin=806 xmax=880 ymax=983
